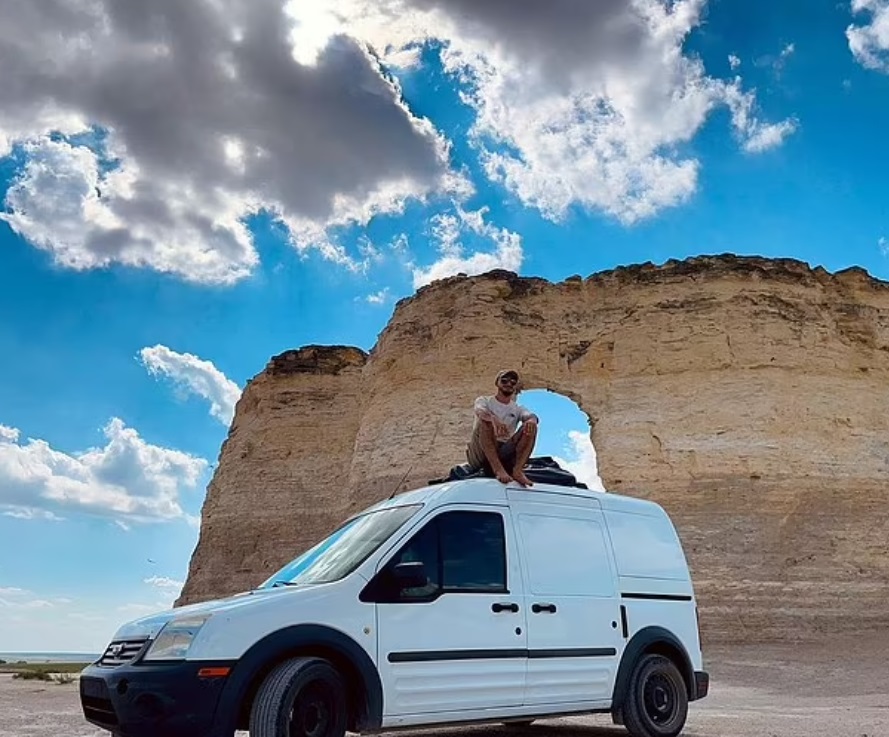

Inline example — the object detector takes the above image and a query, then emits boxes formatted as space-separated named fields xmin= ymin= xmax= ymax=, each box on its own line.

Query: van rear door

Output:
xmin=507 ymin=490 xmax=622 ymax=707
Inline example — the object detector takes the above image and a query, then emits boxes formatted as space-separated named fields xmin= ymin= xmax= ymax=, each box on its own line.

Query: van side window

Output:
xmin=440 ymin=511 xmax=506 ymax=592
xmin=361 ymin=510 xmax=507 ymax=603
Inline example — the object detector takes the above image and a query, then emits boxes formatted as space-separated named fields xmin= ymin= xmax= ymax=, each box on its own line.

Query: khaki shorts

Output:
xmin=466 ymin=424 xmax=519 ymax=473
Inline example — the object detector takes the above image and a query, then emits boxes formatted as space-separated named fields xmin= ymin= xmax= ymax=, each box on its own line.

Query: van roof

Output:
xmin=366 ymin=476 xmax=664 ymax=518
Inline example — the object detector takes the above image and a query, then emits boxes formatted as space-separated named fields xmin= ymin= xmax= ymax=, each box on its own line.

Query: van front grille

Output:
xmin=97 ymin=638 xmax=149 ymax=667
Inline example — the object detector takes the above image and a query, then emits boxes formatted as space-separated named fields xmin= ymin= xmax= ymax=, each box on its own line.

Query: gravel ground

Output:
xmin=2 ymin=635 xmax=886 ymax=737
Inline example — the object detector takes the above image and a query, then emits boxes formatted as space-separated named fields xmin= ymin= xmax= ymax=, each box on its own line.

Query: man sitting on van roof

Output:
xmin=466 ymin=369 xmax=539 ymax=487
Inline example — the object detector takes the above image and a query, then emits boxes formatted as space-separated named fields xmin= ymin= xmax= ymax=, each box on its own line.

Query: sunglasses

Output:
xmin=499 ymin=376 xmax=518 ymax=384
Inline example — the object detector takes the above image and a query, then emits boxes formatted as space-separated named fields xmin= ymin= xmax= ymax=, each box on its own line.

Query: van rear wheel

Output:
xmin=622 ymin=654 xmax=688 ymax=737
xmin=249 ymin=656 xmax=347 ymax=737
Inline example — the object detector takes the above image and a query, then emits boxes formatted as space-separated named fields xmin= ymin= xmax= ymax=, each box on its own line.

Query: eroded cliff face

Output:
xmin=177 ymin=255 xmax=889 ymax=643
xmin=178 ymin=346 xmax=368 ymax=601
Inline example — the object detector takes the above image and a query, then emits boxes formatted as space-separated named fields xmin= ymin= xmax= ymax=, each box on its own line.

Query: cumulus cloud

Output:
xmin=412 ymin=205 xmax=523 ymax=287
xmin=139 ymin=345 xmax=241 ymax=425
xmin=553 ymin=430 xmax=606 ymax=492
xmin=319 ymin=0 xmax=796 ymax=224
xmin=0 ymin=0 xmax=453 ymax=283
xmin=0 ymin=425 xmax=19 ymax=442
xmin=847 ymin=0 xmax=889 ymax=72
xmin=0 ymin=418 xmax=207 ymax=524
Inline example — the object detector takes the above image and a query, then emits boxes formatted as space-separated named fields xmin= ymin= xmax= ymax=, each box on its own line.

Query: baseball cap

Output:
xmin=496 ymin=369 xmax=519 ymax=383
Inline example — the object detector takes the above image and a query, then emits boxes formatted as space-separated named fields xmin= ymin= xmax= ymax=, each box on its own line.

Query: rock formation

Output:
xmin=177 ymin=255 xmax=889 ymax=644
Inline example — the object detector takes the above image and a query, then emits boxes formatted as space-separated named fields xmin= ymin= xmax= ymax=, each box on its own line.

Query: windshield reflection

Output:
xmin=259 ymin=503 xmax=422 ymax=588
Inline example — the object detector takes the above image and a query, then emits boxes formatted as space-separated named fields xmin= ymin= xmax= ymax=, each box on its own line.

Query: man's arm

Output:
xmin=474 ymin=396 xmax=496 ymax=422
xmin=518 ymin=405 xmax=539 ymax=425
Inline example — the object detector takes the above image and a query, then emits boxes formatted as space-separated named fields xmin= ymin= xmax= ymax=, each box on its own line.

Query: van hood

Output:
xmin=112 ymin=586 xmax=298 ymax=640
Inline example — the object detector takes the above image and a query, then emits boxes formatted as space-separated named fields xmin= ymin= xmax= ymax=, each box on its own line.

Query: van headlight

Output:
xmin=143 ymin=614 xmax=211 ymax=661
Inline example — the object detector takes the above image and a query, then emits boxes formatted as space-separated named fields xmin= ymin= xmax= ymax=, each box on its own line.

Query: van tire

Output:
xmin=622 ymin=654 xmax=688 ymax=737
xmin=249 ymin=656 xmax=347 ymax=737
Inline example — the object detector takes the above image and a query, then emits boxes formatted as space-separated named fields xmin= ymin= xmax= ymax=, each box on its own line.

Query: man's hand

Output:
xmin=492 ymin=418 xmax=510 ymax=440
xmin=495 ymin=468 xmax=513 ymax=484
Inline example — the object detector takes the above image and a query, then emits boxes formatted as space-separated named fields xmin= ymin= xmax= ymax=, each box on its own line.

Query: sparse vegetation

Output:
xmin=12 ymin=670 xmax=78 ymax=684
xmin=1 ymin=662 xmax=88 ymax=683
xmin=12 ymin=669 xmax=53 ymax=681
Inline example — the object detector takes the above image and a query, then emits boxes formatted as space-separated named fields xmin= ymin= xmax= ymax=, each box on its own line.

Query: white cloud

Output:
xmin=0 ymin=587 xmax=29 ymax=598
xmin=728 ymin=54 xmax=741 ymax=70
xmin=366 ymin=288 xmax=392 ymax=305
xmin=553 ymin=430 xmax=606 ymax=492
xmin=319 ymin=0 xmax=796 ymax=225
xmin=0 ymin=425 xmax=19 ymax=442
xmin=847 ymin=0 xmax=889 ymax=72
xmin=723 ymin=79 xmax=799 ymax=153
xmin=2 ymin=507 xmax=63 ymax=521
xmin=879 ymin=236 xmax=889 ymax=256
xmin=741 ymin=118 xmax=798 ymax=153
xmin=139 ymin=345 xmax=241 ymax=425
xmin=2 ymin=139 xmax=258 ymax=285
xmin=0 ymin=0 xmax=454 ymax=284
xmin=0 ymin=418 xmax=208 ymax=525
xmin=412 ymin=205 xmax=523 ymax=288
xmin=0 ymin=590 xmax=159 ymax=652
xmin=144 ymin=576 xmax=184 ymax=591
xmin=0 ymin=588 xmax=70 ymax=610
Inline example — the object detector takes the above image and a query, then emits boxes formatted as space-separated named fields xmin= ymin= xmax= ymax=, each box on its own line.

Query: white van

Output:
xmin=80 ymin=473 xmax=709 ymax=737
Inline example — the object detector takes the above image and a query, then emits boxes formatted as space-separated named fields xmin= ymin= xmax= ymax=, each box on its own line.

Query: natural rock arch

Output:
xmin=178 ymin=255 xmax=889 ymax=643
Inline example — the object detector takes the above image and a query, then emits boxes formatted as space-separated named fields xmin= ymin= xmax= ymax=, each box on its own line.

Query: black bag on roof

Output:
xmin=430 ymin=456 xmax=586 ymax=489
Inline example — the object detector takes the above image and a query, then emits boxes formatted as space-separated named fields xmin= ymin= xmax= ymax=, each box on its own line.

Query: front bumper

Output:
xmin=79 ymin=659 xmax=235 ymax=737
xmin=693 ymin=670 xmax=710 ymax=700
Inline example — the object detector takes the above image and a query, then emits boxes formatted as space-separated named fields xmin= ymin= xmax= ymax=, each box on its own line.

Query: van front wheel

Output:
xmin=249 ymin=656 xmax=347 ymax=737
xmin=622 ymin=654 xmax=688 ymax=737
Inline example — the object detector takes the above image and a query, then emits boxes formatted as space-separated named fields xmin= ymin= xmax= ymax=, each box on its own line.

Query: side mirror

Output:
xmin=393 ymin=561 xmax=428 ymax=589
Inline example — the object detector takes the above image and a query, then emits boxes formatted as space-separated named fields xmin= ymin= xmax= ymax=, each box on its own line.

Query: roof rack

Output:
xmin=429 ymin=456 xmax=588 ymax=489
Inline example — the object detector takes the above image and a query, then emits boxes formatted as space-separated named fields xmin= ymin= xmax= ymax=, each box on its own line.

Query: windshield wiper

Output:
xmin=271 ymin=580 xmax=299 ymax=588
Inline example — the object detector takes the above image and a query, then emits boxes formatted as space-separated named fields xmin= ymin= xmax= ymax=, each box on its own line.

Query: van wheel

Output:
xmin=622 ymin=654 xmax=688 ymax=737
xmin=249 ymin=656 xmax=347 ymax=737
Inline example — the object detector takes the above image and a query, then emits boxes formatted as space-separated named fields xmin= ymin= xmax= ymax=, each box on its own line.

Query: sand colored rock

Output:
xmin=178 ymin=255 xmax=889 ymax=644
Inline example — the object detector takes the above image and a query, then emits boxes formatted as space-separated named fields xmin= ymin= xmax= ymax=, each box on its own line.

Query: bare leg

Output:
xmin=511 ymin=423 xmax=538 ymax=487
xmin=477 ymin=422 xmax=513 ymax=484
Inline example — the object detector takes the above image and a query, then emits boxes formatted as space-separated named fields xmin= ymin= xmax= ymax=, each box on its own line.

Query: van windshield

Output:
xmin=259 ymin=503 xmax=422 ymax=588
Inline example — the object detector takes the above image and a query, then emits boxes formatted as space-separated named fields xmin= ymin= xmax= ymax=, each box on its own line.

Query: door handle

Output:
xmin=492 ymin=602 xmax=519 ymax=613
xmin=532 ymin=603 xmax=557 ymax=614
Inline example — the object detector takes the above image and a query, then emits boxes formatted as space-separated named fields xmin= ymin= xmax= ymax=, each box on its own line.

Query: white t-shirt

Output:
xmin=473 ymin=395 xmax=534 ymax=441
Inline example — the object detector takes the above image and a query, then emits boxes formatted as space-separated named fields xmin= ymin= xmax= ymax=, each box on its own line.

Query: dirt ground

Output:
xmin=2 ymin=635 xmax=886 ymax=737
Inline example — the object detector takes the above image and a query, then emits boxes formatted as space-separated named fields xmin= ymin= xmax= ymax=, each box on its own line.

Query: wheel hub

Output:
xmin=644 ymin=674 xmax=675 ymax=723
xmin=291 ymin=684 xmax=331 ymax=737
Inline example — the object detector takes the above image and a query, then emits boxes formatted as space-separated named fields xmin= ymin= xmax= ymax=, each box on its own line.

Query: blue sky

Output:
xmin=1 ymin=0 xmax=888 ymax=653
